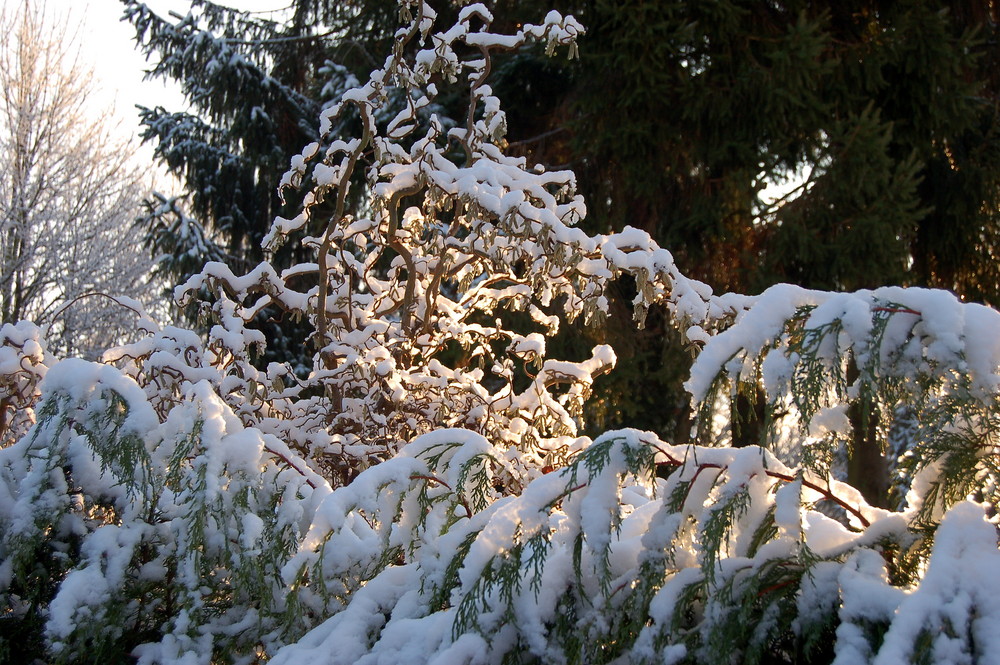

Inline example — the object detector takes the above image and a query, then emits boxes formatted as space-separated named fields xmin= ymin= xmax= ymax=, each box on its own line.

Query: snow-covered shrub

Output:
xmin=0 ymin=356 xmax=330 ymax=663
xmin=686 ymin=285 xmax=1000 ymax=520
xmin=2 ymin=2 xmax=1000 ymax=664
xmin=265 ymin=429 xmax=956 ymax=665
xmin=170 ymin=0 xmax=711 ymax=490
xmin=0 ymin=321 xmax=50 ymax=447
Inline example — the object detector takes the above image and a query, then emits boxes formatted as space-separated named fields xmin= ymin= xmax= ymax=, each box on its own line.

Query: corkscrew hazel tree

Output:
xmin=2 ymin=2 xmax=1000 ymax=664
xmin=172 ymin=0 xmax=712 ymax=488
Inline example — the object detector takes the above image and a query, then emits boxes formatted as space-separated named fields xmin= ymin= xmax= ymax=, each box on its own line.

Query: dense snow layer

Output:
xmin=3 ymin=1 xmax=1000 ymax=664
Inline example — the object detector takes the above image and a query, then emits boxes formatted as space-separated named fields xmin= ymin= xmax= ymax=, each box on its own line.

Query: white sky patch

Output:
xmin=758 ymin=164 xmax=813 ymax=210
xmin=1 ymin=0 xmax=286 ymax=158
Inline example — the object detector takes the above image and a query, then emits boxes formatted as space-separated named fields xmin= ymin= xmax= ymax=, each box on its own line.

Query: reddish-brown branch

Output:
xmin=653 ymin=453 xmax=872 ymax=528
xmin=767 ymin=470 xmax=871 ymax=528
xmin=263 ymin=444 xmax=318 ymax=490
xmin=679 ymin=463 xmax=724 ymax=508
xmin=872 ymin=306 xmax=921 ymax=316
xmin=757 ymin=578 xmax=798 ymax=597
xmin=544 ymin=482 xmax=588 ymax=510
xmin=567 ymin=438 xmax=869 ymax=530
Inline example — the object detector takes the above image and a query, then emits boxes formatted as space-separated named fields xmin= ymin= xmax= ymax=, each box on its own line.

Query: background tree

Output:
xmin=125 ymin=0 xmax=406 ymax=369
xmin=490 ymin=0 xmax=1000 ymax=504
xmin=0 ymin=1 xmax=156 ymax=357
xmin=487 ymin=0 xmax=1000 ymax=444
xmin=125 ymin=0 xmax=1000 ymax=504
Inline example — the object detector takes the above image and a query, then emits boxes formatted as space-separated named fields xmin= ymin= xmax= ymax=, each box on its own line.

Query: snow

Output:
xmin=686 ymin=283 xmax=816 ymax=403
xmin=46 ymin=523 xmax=146 ymax=647
xmin=40 ymin=358 xmax=161 ymax=439
xmin=3 ymin=1 xmax=1000 ymax=664
xmin=873 ymin=502 xmax=1000 ymax=665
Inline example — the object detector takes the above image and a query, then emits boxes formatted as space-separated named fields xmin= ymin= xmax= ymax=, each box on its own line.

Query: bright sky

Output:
xmin=72 ymin=0 xmax=184 ymax=117
xmin=11 ymin=0 xmax=180 ymax=136
xmin=5 ymin=0 xmax=286 ymax=147
xmin=16 ymin=0 xmax=800 ymax=206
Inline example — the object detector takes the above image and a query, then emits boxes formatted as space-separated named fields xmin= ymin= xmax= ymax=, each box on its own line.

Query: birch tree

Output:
xmin=0 ymin=1 xmax=155 ymax=357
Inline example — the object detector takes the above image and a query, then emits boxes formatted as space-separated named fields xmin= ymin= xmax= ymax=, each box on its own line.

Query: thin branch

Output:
xmin=48 ymin=291 xmax=147 ymax=324
xmin=506 ymin=126 xmax=568 ymax=150
xmin=221 ymin=29 xmax=338 ymax=46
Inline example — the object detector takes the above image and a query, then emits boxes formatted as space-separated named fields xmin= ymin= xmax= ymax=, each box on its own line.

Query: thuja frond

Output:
xmin=666 ymin=573 xmax=708 ymax=650
xmin=863 ymin=301 xmax=912 ymax=403
xmin=77 ymin=391 xmax=153 ymax=502
xmin=693 ymin=355 xmax=737 ymax=444
xmin=0 ymin=396 xmax=73 ymax=585
xmin=602 ymin=559 xmax=668 ymax=661
xmin=458 ymin=454 xmax=495 ymax=514
xmin=3 ymin=377 xmax=160 ymax=596
xmin=428 ymin=529 xmax=480 ymax=611
xmin=700 ymin=558 xmax=803 ymax=665
xmin=525 ymin=532 xmax=550 ymax=600
xmin=785 ymin=305 xmax=847 ymax=425
xmin=452 ymin=545 xmax=526 ymax=641
xmin=745 ymin=505 xmax=779 ymax=558
xmin=412 ymin=440 xmax=500 ymax=520
xmin=897 ymin=389 xmax=1000 ymax=524
xmin=165 ymin=420 xmax=203 ymax=490
xmin=699 ymin=483 xmax=752 ymax=584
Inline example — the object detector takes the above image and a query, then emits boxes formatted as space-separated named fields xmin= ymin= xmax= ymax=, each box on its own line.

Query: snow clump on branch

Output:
xmin=1 ymin=2 xmax=1000 ymax=664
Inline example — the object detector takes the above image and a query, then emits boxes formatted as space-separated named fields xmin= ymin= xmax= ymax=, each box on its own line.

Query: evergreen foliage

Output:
xmin=3 ymin=2 xmax=1000 ymax=664
xmin=124 ymin=0 xmax=386 ymax=367
xmin=558 ymin=1 xmax=1000 ymax=297
xmin=540 ymin=0 xmax=1000 ymax=441
xmin=123 ymin=0 xmax=1000 ymax=441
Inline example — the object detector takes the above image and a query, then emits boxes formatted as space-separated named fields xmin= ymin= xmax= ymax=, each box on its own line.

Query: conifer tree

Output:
xmin=126 ymin=0 xmax=1000 ymax=501
xmin=124 ymin=0 xmax=402 ymax=367
xmin=497 ymin=0 xmax=1000 ymax=490
xmin=492 ymin=1 xmax=1000 ymax=300
xmin=124 ymin=0 xmax=464 ymax=280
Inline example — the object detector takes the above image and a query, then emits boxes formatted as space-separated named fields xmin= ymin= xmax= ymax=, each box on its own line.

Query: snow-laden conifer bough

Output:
xmin=2 ymin=2 xmax=1000 ymax=664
